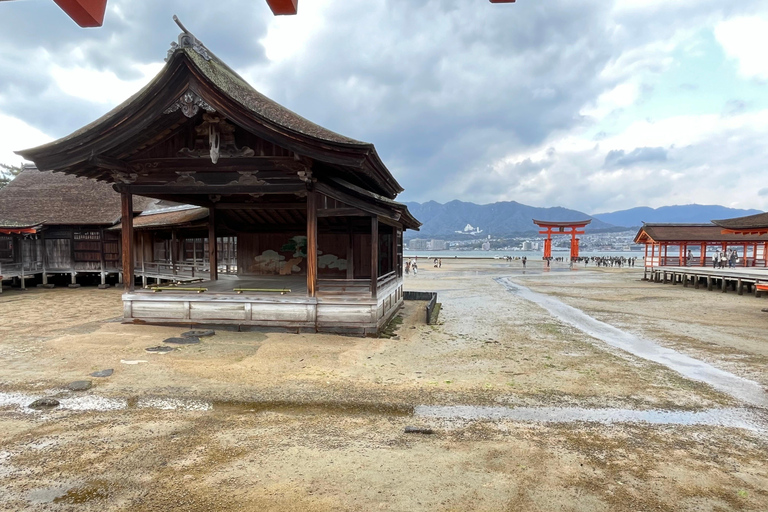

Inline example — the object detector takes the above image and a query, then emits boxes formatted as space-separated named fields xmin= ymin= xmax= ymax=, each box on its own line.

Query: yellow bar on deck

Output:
xmin=233 ymin=288 xmax=291 ymax=294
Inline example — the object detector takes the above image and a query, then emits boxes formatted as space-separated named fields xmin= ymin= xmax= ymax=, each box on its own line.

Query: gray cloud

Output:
xmin=1 ymin=0 xmax=767 ymax=211
xmin=604 ymin=147 xmax=668 ymax=168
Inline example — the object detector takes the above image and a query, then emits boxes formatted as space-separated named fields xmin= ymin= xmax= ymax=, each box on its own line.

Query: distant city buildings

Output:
xmin=408 ymin=239 xmax=447 ymax=251
xmin=521 ymin=241 xmax=532 ymax=251
xmin=430 ymin=239 xmax=447 ymax=251
xmin=481 ymin=241 xmax=491 ymax=251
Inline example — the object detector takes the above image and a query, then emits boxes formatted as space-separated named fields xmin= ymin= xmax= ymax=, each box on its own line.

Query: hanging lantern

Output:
xmin=266 ymin=0 xmax=298 ymax=15
xmin=51 ymin=0 xmax=108 ymax=27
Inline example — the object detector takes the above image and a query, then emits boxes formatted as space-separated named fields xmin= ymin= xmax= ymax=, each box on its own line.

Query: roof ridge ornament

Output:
xmin=164 ymin=90 xmax=216 ymax=118
xmin=166 ymin=15 xmax=212 ymax=62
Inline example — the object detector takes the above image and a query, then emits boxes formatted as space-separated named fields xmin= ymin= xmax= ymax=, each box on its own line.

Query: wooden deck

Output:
xmin=643 ymin=266 xmax=768 ymax=297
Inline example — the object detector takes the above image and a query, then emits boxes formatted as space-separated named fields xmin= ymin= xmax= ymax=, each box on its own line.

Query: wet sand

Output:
xmin=0 ymin=259 xmax=766 ymax=511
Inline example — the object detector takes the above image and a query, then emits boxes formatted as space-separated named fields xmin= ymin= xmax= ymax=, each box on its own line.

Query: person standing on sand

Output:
xmin=522 ymin=256 xmax=527 ymax=268
xmin=438 ymin=258 xmax=442 ymax=268
xmin=412 ymin=262 xmax=418 ymax=275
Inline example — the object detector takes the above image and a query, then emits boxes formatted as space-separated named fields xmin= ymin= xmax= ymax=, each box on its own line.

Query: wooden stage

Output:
xmin=123 ymin=274 xmax=404 ymax=335
xmin=644 ymin=266 xmax=768 ymax=297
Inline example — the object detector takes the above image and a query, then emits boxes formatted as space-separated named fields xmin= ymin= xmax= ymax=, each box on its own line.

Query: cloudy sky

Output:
xmin=1 ymin=0 xmax=767 ymax=214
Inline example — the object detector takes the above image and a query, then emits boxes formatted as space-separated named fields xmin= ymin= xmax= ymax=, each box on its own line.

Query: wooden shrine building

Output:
xmin=634 ymin=223 xmax=768 ymax=268
xmin=533 ymin=219 xmax=591 ymax=260
xmin=17 ymin=25 xmax=420 ymax=334
xmin=0 ymin=165 xmax=152 ymax=289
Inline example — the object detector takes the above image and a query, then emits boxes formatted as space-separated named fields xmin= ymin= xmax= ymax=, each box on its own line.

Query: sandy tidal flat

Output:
xmin=0 ymin=258 xmax=766 ymax=511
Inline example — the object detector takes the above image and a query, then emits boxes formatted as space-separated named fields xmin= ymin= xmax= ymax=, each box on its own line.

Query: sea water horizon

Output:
xmin=404 ymin=249 xmax=646 ymax=259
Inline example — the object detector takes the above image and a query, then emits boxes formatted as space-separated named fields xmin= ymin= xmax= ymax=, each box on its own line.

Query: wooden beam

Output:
xmin=371 ymin=216 xmax=378 ymax=300
xmin=307 ymin=190 xmax=318 ymax=298
xmin=208 ymin=208 xmax=218 ymax=281
xmin=126 ymin=156 xmax=306 ymax=173
xmin=115 ymin=184 xmax=304 ymax=195
xmin=214 ymin=203 xmax=307 ymax=210
xmin=90 ymin=155 xmax=129 ymax=172
xmin=317 ymin=208 xmax=372 ymax=218
xmin=121 ymin=192 xmax=134 ymax=292
xmin=315 ymin=183 xmax=399 ymax=220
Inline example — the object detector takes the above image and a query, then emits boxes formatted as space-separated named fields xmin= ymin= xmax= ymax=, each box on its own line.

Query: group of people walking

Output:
xmin=712 ymin=250 xmax=739 ymax=269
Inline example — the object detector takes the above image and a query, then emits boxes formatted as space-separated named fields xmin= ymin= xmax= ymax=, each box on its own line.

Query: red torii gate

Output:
xmin=533 ymin=219 xmax=591 ymax=260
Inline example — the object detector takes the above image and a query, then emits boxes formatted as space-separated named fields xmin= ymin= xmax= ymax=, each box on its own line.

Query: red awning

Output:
xmin=52 ymin=0 xmax=107 ymax=27
xmin=0 ymin=227 xmax=37 ymax=235
xmin=266 ymin=0 xmax=298 ymax=15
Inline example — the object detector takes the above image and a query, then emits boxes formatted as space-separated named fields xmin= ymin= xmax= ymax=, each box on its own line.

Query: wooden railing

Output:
xmin=376 ymin=271 xmax=398 ymax=291
xmin=137 ymin=261 xmax=209 ymax=279
xmin=0 ymin=261 xmax=44 ymax=277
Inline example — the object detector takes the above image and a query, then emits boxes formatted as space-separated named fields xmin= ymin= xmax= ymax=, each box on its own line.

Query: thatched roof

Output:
xmin=0 ymin=166 xmax=153 ymax=227
xmin=634 ymin=223 xmax=768 ymax=244
xmin=712 ymin=212 xmax=768 ymax=231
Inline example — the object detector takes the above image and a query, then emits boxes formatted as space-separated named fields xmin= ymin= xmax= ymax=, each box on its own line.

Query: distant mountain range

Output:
xmin=591 ymin=205 xmax=763 ymax=228
xmin=403 ymin=201 xmax=763 ymax=237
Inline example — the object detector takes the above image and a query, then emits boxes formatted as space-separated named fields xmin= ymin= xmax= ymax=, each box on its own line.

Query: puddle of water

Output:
xmin=497 ymin=277 xmax=768 ymax=409
xmin=28 ymin=484 xmax=73 ymax=504
xmin=137 ymin=397 xmax=212 ymax=411
xmin=212 ymin=400 xmax=413 ymax=418
xmin=415 ymin=405 xmax=767 ymax=432
xmin=53 ymin=481 xmax=110 ymax=504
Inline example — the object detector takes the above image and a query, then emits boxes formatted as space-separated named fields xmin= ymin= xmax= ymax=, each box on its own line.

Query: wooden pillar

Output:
xmin=306 ymin=190 xmax=317 ymax=297
xmin=208 ymin=208 xmax=218 ymax=281
xmin=371 ymin=216 xmax=379 ymax=300
xmin=171 ymin=229 xmax=178 ymax=275
xmin=700 ymin=243 xmax=706 ymax=267
xmin=391 ymin=225 xmax=397 ymax=275
xmin=40 ymin=231 xmax=48 ymax=285
xmin=19 ymin=237 xmax=25 ymax=290
xmin=140 ymin=233 xmax=147 ymax=288
xmin=346 ymin=224 xmax=354 ymax=280
xmin=644 ymin=242 xmax=648 ymax=269
xmin=99 ymin=228 xmax=106 ymax=285
xmin=121 ymin=192 xmax=134 ymax=292
xmin=743 ymin=243 xmax=747 ymax=267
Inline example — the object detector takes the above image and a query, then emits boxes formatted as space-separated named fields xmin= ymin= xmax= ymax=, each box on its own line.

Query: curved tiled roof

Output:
xmin=633 ymin=223 xmax=768 ymax=243
xmin=712 ymin=212 xmax=768 ymax=231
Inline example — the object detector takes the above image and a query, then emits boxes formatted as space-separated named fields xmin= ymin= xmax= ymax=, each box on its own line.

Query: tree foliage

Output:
xmin=0 ymin=163 xmax=23 ymax=189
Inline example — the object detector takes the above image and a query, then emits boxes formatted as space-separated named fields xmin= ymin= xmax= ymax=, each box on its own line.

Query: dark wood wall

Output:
xmin=237 ymin=232 xmax=376 ymax=278
xmin=43 ymin=226 xmax=119 ymax=271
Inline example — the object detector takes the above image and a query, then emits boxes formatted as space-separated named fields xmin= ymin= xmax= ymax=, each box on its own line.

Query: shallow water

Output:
xmin=2 ymin=391 xmax=766 ymax=432
xmin=415 ymin=405 xmax=767 ymax=432
xmin=497 ymin=277 xmax=768 ymax=409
